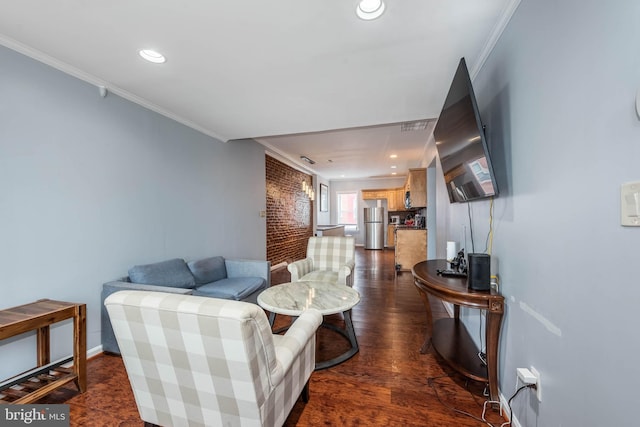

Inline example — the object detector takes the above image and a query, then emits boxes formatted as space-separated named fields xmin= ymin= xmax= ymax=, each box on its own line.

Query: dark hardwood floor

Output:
xmin=46 ymin=248 xmax=506 ymax=426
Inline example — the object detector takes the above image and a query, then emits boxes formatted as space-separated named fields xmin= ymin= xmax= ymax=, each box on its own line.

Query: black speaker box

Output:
xmin=467 ymin=253 xmax=491 ymax=291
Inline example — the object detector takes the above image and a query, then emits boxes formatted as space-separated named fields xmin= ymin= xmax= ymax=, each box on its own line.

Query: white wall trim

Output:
xmin=0 ymin=34 xmax=228 ymax=143
xmin=499 ymin=389 xmax=527 ymax=427
xmin=87 ymin=345 xmax=104 ymax=360
xmin=469 ymin=0 xmax=522 ymax=80
xmin=60 ymin=345 xmax=106 ymax=369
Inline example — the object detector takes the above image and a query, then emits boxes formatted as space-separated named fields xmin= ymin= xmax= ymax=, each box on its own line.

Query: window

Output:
xmin=337 ymin=192 xmax=358 ymax=228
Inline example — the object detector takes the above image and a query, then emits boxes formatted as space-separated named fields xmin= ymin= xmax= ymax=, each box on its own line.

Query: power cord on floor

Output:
xmin=428 ymin=374 xmax=536 ymax=427
xmin=427 ymin=375 xmax=498 ymax=427
xmin=481 ymin=383 xmax=536 ymax=427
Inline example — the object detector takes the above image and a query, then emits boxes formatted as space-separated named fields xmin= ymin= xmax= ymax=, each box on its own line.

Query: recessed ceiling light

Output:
xmin=390 ymin=154 xmax=398 ymax=159
xmin=391 ymin=165 xmax=397 ymax=169
xmin=392 ymin=172 xmax=397 ymax=175
xmin=356 ymin=0 xmax=385 ymax=20
xmin=139 ymin=49 xmax=166 ymax=64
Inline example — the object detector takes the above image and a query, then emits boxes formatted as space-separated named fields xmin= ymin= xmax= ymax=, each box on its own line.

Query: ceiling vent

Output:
xmin=300 ymin=155 xmax=316 ymax=165
xmin=401 ymin=120 xmax=431 ymax=132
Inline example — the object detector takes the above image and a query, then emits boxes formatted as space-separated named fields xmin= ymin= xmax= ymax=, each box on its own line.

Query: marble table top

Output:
xmin=257 ymin=281 xmax=360 ymax=316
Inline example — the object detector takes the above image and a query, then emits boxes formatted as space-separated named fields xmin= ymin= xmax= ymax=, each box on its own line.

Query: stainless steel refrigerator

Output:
xmin=364 ymin=207 xmax=384 ymax=250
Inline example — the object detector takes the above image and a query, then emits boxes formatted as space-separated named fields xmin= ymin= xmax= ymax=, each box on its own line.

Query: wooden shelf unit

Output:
xmin=0 ymin=299 xmax=86 ymax=404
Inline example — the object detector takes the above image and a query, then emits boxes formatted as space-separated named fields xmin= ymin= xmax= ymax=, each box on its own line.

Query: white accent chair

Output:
xmin=287 ymin=236 xmax=356 ymax=286
xmin=104 ymin=290 xmax=322 ymax=427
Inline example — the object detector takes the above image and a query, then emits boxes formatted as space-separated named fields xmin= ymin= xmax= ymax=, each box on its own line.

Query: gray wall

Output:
xmin=315 ymin=175 xmax=331 ymax=228
xmin=436 ymin=1 xmax=640 ymax=425
xmin=0 ymin=46 xmax=267 ymax=379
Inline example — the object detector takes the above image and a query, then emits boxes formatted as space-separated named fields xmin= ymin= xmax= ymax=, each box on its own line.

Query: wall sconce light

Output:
xmin=302 ymin=180 xmax=315 ymax=201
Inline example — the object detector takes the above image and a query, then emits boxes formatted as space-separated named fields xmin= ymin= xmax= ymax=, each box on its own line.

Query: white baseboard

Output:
xmin=498 ymin=389 xmax=528 ymax=427
xmin=442 ymin=301 xmax=455 ymax=317
xmin=87 ymin=345 xmax=104 ymax=359
xmin=60 ymin=344 xmax=106 ymax=369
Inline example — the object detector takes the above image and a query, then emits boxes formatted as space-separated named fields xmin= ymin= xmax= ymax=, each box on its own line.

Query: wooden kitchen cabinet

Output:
xmin=395 ymin=188 xmax=406 ymax=211
xmin=387 ymin=190 xmax=398 ymax=210
xmin=405 ymin=168 xmax=426 ymax=208
xmin=361 ymin=172 xmax=425 ymax=211
xmin=386 ymin=188 xmax=406 ymax=212
xmin=395 ymin=228 xmax=427 ymax=272
xmin=362 ymin=189 xmax=389 ymax=200
xmin=362 ymin=188 xmax=403 ymax=211
xmin=387 ymin=225 xmax=396 ymax=247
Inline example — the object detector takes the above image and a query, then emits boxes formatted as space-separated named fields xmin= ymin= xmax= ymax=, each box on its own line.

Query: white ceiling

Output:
xmin=257 ymin=119 xmax=436 ymax=180
xmin=0 ymin=0 xmax=518 ymax=180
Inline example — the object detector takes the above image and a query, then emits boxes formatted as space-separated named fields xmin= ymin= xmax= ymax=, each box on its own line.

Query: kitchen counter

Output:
xmin=316 ymin=225 xmax=345 ymax=237
xmin=388 ymin=225 xmax=425 ymax=247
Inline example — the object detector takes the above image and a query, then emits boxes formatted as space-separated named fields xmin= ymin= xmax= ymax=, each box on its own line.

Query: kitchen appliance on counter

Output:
xmin=364 ymin=207 xmax=384 ymax=250
xmin=390 ymin=215 xmax=400 ymax=225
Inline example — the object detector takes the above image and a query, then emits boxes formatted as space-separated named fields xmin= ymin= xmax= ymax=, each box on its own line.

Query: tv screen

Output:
xmin=433 ymin=58 xmax=498 ymax=203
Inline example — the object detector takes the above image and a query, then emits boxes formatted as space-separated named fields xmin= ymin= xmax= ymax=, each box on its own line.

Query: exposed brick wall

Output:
xmin=266 ymin=155 xmax=313 ymax=266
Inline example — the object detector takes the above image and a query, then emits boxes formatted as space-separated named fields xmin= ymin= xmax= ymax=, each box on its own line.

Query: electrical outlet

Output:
xmin=530 ymin=366 xmax=541 ymax=402
xmin=516 ymin=368 xmax=536 ymax=384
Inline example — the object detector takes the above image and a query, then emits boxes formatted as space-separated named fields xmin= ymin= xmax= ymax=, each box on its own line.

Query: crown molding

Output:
xmin=0 ymin=33 xmax=228 ymax=143
xmin=469 ymin=0 xmax=522 ymax=80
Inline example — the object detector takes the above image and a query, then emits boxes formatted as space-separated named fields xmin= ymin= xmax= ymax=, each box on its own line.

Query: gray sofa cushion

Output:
xmin=192 ymin=277 xmax=266 ymax=300
xmin=128 ymin=258 xmax=196 ymax=289
xmin=187 ymin=256 xmax=227 ymax=285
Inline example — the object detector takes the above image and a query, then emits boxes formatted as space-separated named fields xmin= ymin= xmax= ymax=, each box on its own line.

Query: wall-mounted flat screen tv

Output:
xmin=433 ymin=58 xmax=498 ymax=203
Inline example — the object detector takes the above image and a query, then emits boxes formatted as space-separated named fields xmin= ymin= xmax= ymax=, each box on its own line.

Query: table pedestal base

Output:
xmin=268 ymin=310 xmax=359 ymax=370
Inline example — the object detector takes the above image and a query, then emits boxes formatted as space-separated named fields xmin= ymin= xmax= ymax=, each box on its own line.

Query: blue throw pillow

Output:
xmin=128 ymin=258 xmax=196 ymax=289
xmin=187 ymin=256 xmax=227 ymax=285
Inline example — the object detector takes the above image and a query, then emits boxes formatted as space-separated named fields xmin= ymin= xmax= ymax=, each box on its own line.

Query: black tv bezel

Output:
xmin=434 ymin=57 xmax=499 ymax=203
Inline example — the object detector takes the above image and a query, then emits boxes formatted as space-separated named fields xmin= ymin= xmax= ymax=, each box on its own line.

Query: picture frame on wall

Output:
xmin=320 ymin=184 xmax=328 ymax=212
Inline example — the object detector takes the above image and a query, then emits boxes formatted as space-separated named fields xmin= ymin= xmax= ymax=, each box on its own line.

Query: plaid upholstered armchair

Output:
xmin=105 ymin=290 xmax=322 ymax=427
xmin=287 ymin=236 xmax=356 ymax=286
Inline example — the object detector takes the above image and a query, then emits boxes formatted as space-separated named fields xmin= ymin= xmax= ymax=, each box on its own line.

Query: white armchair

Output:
xmin=287 ymin=236 xmax=356 ymax=286
xmin=104 ymin=290 xmax=322 ymax=427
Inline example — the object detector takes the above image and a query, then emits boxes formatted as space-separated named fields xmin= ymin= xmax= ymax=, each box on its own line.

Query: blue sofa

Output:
xmin=101 ymin=256 xmax=271 ymax=354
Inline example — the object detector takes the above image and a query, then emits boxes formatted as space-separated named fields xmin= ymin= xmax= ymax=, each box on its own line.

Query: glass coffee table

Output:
xmin=257 ymin=281 xmax=360 ymax=370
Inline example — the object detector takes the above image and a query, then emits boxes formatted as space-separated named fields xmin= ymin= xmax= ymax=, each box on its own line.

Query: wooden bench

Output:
xmin=0 ymin=299 xmax=86 ymax=403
